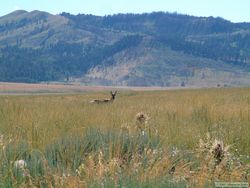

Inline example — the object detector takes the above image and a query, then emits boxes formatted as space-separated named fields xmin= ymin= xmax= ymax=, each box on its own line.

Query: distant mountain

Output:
xmin=0 ymin=10 xmax=250 ymax=86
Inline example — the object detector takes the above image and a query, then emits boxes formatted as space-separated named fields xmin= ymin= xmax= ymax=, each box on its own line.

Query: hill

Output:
xmin=0 ymin=10 xmax=250 ymax=86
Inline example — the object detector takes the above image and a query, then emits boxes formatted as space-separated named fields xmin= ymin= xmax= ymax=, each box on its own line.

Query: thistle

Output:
xmin=135 ymin=112 xmax=149 ymax=125
xmin=210 ymin=139 xmax=230 ymax=165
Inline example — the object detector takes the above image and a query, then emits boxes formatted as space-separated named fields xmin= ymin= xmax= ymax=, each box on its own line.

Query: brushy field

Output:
xmin=0 ymin=88 xmax=250 ymax=187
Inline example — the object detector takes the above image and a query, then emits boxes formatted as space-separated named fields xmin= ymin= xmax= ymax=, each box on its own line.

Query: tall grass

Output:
xmin=0 ymin=88 xmax=250 ymax=187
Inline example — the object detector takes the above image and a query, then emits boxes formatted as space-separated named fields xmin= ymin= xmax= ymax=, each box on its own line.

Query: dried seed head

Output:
xmin=135 ymin=112 xmax=149 ymax=124
xmin=210 ymin=139 xmax=230 ymax=165
xmin=14 ymin=160 xmax=27 ymax=169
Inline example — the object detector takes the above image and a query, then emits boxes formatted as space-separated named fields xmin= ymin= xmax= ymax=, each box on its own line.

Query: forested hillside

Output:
xmin=0 ymin=10 xmax=250 ymax=86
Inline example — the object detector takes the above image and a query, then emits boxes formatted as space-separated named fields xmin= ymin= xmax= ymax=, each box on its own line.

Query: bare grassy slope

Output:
xmin=83 ymin=43 xmax=250 ymax=87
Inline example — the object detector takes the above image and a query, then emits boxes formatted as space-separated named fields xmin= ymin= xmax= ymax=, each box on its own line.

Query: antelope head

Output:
xmin=110 ymin=91 xmax=117 ymax=101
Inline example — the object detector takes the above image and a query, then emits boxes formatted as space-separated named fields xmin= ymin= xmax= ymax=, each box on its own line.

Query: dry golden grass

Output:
xmin=0 ymin=88 xmax=249 ymax=187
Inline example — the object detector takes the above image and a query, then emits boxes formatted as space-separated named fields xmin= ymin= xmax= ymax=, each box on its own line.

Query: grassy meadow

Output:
xmin=0 ymin=88 xmax=250 ymax=187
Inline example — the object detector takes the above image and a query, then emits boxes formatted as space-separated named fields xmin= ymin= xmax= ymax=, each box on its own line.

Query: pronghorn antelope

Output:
xmin=90 ymin=91 xmax=117 ymax=104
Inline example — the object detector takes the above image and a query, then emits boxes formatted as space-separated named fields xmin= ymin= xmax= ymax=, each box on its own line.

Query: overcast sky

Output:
xmin=0 ymin=0 xmax=249 ymax=22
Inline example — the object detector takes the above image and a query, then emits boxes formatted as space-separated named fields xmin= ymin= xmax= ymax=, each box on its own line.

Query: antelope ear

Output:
xmin=114 ymin=91 xmax=117 ymax=95
xmin=110 ymin=91 xmax=113 ymax=95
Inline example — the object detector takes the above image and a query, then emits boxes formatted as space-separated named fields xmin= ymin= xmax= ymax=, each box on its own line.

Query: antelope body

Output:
xmin=90 ymin=91 xmax=117 ymax=104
